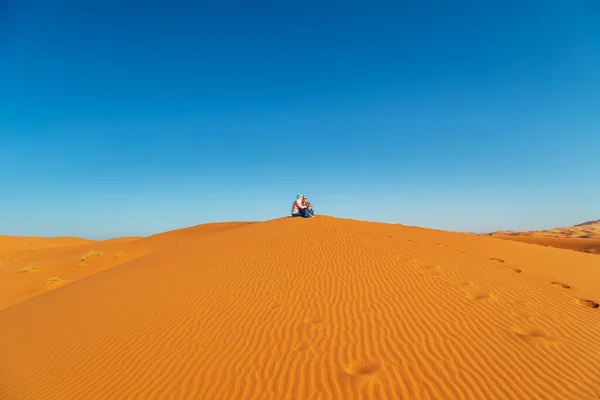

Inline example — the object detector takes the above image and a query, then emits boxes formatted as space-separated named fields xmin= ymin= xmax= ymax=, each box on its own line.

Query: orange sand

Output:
xmin=488 ymin=220 xmax=600 ymax=255
xmin=490 ymin=234 xmax=600 ymax=255
xmin=0 ymin=222 xmax=251 ymax=310
xmin=1 ymin=217 xmax=599 ymax=399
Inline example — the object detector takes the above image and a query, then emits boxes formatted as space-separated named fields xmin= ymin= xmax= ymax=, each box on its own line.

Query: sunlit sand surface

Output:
xmin=1 ymin=217 xmax=599 ymax=399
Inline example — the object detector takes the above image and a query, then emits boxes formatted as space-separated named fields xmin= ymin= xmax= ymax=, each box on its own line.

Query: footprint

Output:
xmin=509 ymin=268 xmax=522 ymax=273
xmin=511 ymin=327 xmax=555 ymax=343
xmin=550 ymin=281 xmax=570 ymax=289
xmin=419 ymin=264 xmax=442 ymax=276
xmin=467 ymin=288 xmax=491 ymax=301
xmin=578 ymin=299 xmax=599 ymax=309
xmin=298 ymin=318 xmax=325 ymax=338
xmin=294 ymin=318 xmax=325 ymax=354
xmin=490 ymin=258 xmax=505 ymax=263
xmin=345 ymin=360 xmax=382 ymax=376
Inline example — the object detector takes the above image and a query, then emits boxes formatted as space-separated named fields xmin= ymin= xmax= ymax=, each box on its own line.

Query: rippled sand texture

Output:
xmin=1 ymin=217 xmax=599 ymax=399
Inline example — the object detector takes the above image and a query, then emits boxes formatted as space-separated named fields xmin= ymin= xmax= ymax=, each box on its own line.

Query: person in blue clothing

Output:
xmin=302 ymin=196 xmax=314 ymax=216
xmin=291 ymin=194 xmax=314 ymax=218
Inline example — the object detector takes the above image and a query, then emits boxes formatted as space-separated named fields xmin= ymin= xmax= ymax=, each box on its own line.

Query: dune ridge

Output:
xmin=0 ymin=222 xmax=253 ymax=310
xmin=487 ymin=219 xmax=600 ymax=255
xmin=1 ymin=217 xmax=599 ymax=399
xmin=574 ymin=219 xmax=600 ymax=228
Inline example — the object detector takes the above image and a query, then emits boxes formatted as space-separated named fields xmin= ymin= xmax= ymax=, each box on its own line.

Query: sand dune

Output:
xmin=489 ymin=234 xmax=600 ymax=255
xmin=1 ymin=217 xmax=599 ymax=399
xmin=0 ymin=235 xmax=92 ymax=252
xmin=488 ymin=219 xmax=600 ymax=255
xmin=0 ymin=222 xmax=251 ymax=310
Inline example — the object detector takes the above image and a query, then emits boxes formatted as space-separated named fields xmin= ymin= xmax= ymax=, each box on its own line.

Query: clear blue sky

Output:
xmin=1 ymin=1 xmax=599 ymax=239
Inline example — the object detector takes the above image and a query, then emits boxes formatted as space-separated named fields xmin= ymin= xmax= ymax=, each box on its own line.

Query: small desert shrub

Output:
xmin=45 ymin=277 xmax=63 ymax=285
xmin=80 ymin=251 xmax=102 ymax=262
xmin=17 ymin=263 xmax=38 ymax=273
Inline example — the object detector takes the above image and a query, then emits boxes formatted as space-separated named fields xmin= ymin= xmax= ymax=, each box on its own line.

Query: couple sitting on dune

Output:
xmin=291 ymin=194 xmax=315 ymax=218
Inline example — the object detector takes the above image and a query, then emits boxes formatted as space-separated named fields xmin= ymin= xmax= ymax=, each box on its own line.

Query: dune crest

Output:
xmin=486 ymin=219 xmax=600 ymax=255
xmin=0 ymin=222 xmax=252 ymax=310
xmin=1 ymin=217 xmax=599 ymax=399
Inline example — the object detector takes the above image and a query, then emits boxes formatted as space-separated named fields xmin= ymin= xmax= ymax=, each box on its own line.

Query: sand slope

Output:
xmin=0 ymin=235 xmax=92 ymax=252
xmin=489 ymin=234 xmax=600 ymax=255
xmin=488 ymin=219 xmax=600 ymax=255
xmin=0 ymin=222 xmax=252 ymax=310
xmin=1 ymin=217 xmax=599 ymax=399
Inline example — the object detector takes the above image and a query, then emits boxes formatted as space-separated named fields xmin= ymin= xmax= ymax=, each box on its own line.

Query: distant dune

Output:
xmin=486 ymin=219 xmax=600 ymax=255
xmin=574 ymin=219 xmax=600 ymax=227
xmin=1 ymin=217 xmax=599 ymax=399
xmin=0 ymin=222 xmax=252 ymax=310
